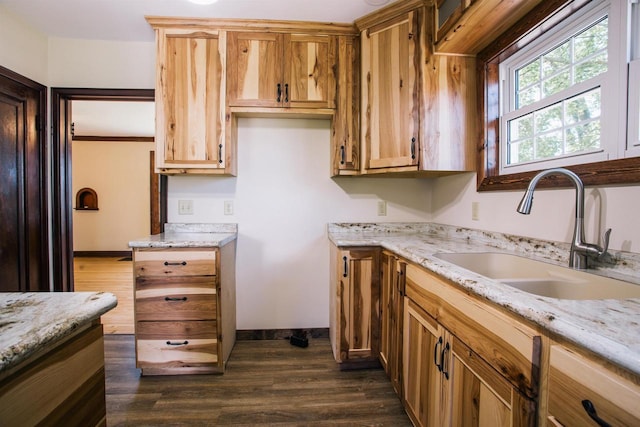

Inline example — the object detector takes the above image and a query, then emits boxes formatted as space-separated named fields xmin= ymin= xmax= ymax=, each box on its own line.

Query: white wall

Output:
xmin=48 ymin=37 xmax=154 ymax=88
xmin=0 ymin=5 xmax=48 ymax=84
xmin=72 ymin=140 xmax=154 ymax=251
xmin=431 ymin=173 xmax=640 ymax=253
xmin=167 ymin=117 xmax=433 ymax=329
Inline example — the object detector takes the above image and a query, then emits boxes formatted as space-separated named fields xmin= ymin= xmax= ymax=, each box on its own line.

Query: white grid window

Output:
xmin=499 ymin=0 xmax=632 ymax=174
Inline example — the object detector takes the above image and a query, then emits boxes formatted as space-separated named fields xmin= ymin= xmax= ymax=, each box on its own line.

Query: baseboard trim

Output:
xmin=74 ymin=250 xmax=132 ymax=258
xmin=236 ymin=328 xmax=329 ymax=341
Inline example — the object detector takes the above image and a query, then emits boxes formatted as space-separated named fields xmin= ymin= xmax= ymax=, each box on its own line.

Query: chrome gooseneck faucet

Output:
xmin=516 ymin=167 xmax=611 ymax=269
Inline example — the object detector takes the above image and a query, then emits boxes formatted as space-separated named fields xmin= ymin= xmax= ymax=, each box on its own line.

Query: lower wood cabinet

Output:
xmin=380 ymin=251 xmax=405 ymax=395
xmin=329 ymin=244 xmax=380 ymax=368
xmin=403 ymin=264 xmax=538 ymax=427
xmin=132 ymin=244 xmax=236 ymax=375
xmin=546 ymin=343 xmax=640 ymax=426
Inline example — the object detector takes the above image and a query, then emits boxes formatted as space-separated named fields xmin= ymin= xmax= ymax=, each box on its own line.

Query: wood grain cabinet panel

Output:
xmin=329 ymin=244 xmax=380 ymax=368
xmin=361 ymin=10 xmax=420 ymax=170
xmin=151 ymin=26 xmax=231 ymax=175
xmin=132 ymin=245 xmax=236 ymax=375
xmin=403 ymin=264 xmax=537 ymax=427
xmin=546 ymin=344 xmax=640 ymax=426
xmin=228 ymin=32 xmax=337 ymax=109
xmin=380 ymin=251 xmax=405 ymax=396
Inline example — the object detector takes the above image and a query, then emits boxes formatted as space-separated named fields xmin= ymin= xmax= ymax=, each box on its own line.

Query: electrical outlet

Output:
xmin=224 ymin=200 xmax=234 ymax=215
xmin=377 ymin=200 xmax=387 ymax=216
xmin=471 ymin=201 xmax=479 ymax=221
xmin=178 ymin=200 xmax=193 ymax=215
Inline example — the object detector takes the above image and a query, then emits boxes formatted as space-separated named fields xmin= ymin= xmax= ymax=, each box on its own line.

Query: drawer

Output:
xmin=547 ymin=344 xmax=640 ymax=426
xmin=134 ymin=249 xmax=216 ymax=278
xmin=135 ymin=280 xmax=217 ymax=321
xmin=136 ymin=338 xmax=218 ymax=367
xmin=136 ymin=320 xmax=217 ymax=340
xmin=405 ymin=264 xmax=541 ymax=398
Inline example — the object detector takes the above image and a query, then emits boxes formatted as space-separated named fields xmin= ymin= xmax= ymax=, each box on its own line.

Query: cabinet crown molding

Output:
xmin=145 ymin=16 xmax=357 ymax=35
xmin=355 ymin=0 xmax=426 ymax=31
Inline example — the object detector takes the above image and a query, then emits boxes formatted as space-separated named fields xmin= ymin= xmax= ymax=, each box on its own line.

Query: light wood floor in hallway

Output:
xmin=74 ymin=257 xmax=134 ymax=334
xmin=105 ymin=335 xmax=411 ymax=426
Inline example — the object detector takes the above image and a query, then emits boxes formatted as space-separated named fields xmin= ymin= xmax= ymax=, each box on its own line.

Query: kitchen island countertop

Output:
xmin=0 ymin=291 xmax=117 ymax=377
xmin=328 ymin=222 xmax=640 ymax=378
xmin=129 ymin=223 xmax=237 ymax=248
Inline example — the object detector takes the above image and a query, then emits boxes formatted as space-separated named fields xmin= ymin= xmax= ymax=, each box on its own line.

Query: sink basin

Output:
xmin=434 ymin=252 xmax=640 ymax=300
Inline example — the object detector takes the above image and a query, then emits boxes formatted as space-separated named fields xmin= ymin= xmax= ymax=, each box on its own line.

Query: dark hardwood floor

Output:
xmin=104 ymin=335 xmax=411 ymax=426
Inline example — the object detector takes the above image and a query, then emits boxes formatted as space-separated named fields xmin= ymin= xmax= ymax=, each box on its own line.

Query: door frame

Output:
xmin=0 ymin=65 xmax=49 ymax=291
xmin=50 ymin=88 xmax=165 ymax=292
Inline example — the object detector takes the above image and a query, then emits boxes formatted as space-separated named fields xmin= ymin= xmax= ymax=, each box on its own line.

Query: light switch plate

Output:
xmin=377 ymin=200 xmax=387 ymax=216
xmin=224 ymin=200 xmax=234 ymax=215
xmin=471 ymin=201 xmax=479 ymax=221
xmin=178 ymin=200 xmax=193 ymax=215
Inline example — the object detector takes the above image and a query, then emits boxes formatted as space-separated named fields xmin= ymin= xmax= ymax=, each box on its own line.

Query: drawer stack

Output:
xmin=133 ymin=248 xmax=225 ymax=375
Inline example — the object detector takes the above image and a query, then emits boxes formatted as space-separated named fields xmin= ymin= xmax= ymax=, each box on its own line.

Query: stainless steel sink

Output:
xmin=434 ymin=252 xmax=640 ymax=300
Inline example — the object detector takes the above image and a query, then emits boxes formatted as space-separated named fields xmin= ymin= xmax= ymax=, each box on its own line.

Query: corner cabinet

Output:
xmin=132 ymin=244 xmax=236 ymax=375
xmin=356 ymin=0 xmax=476 ymax=175
xmin=329 ymin=244 xmax=380 ymax=369
xmin=380 ymin=251 xmax=405 ymax=396
xmin=148 ymin=21 xmax=235 ymax=175
xmin=403 ymin=264 xmax=538 ymax=427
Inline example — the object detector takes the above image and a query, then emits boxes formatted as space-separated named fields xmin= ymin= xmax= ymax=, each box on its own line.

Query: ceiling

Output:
xmin=0 ymin=0 xmax=390 ymax=42
xmin=1 ymin=0 xmax=390 ymax=137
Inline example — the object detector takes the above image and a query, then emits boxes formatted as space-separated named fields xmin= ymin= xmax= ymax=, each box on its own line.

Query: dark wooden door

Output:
xmin=0 ymin=67 xmax=48 ymax=292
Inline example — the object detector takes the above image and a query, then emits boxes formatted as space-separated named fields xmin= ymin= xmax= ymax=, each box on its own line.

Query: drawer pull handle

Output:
xmin=166 ymin=340 xmax=189 ymax=346
xmin=581 ymin=400 xmax=611 ymax=427
xmin=165 ymin=297 xmax=187 ymax=302
xmin=434 ymin=336 xmax=443 ymax=371
xmin=342 ymin=256 xmax=348 ymax=278
xmin=164 ymin=261 xmax=187 ymax=266
xmin=441 ymin=341 xmax=450 ymax=380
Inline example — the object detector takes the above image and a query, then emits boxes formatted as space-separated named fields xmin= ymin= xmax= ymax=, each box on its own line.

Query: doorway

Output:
xmin=0 ymin=66 xmax=48 ymax=292
xmin=50 ymin=88 xmax=166 ymax=293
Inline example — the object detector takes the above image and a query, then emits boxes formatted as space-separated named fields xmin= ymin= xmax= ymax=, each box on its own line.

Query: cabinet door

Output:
xmin=332 ymin=35 xmax=360 ymax=175
xmin=380 ymin=252 xmax=405 ymax=395
xmin=403 ymin=298 xmax=443 ymax=427
xmin=448 ymin=335 xmax=536 ymax=427
xmin=362 ymin=10 xmax=420 ymax=170
xmin=330 ymin=246 xmax=380 ymax=365
xmin=156 ymin=29 xmax=226 ymax=171
xmin=283 ymin=34 xmax=336 ymax=109
xmin=227 ymin=32 xmax=283 ymax=107
xmin=547 ymin=344 xmax=640 ymax=426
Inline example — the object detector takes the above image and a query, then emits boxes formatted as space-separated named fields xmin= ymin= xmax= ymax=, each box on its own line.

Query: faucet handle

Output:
xmin=598 ymin=228 xmax=612 ymax=260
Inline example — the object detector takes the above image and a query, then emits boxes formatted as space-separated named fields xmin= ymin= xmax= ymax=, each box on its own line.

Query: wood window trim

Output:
xmin=476 ymin=0 xmax=640 ymax=191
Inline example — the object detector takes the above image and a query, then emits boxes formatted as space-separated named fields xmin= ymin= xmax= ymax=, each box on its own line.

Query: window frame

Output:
xmin=477 ymin=0 xmax=640 ymax=191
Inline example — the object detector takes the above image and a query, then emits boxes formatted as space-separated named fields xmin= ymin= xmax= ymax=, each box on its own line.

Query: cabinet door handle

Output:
xmin=342 ymin=256 xmax=348 ymax=278
xmin=165 ymin=296 xmax=187 ymax=302
xmin=581 ymin=400 xmax=611 ymax=427
xmin=441 ymin=341 xmax=450 ymax=380
xmin=164 ymin=261 xmax=187 ymax=266
xmin=277 ymin=83 xmax=282 ymax=102
xmin=218 ymin=144 xmax=223 ymax=164
xmin=410 ymin=137 xmax=416 ymax=160
xmin=284 ymin=83 xmax=289 ymax=103
xmin=340 ymin=145 xmax=346 ymax=165
xmin=166 ymin=340 xmax=189 ymax=346
xmin=434 ymin=336 xmax=443 ymax=371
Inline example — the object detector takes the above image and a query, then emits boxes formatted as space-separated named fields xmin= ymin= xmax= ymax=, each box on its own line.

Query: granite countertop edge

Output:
xmin=0 ymin=292 xmax=118 ymax=375
xmin=327 ymin=222 xmax=640 ymax=378
xmin=128 ymin=231 xmax=237 ymax=248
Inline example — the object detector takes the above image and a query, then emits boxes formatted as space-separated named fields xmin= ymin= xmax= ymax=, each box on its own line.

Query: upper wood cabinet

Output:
xmin=434 ymin=0 xmax=545 ymax=54
xmin=360 ymin=9 xmax=420 ymax=170
xmin=227 ymin=32 xmax=337 ymax=109
xmin=356 ymin=0 xmax=476 ymax=175
xmin=150 ymin=24 xmax=233 ymax=175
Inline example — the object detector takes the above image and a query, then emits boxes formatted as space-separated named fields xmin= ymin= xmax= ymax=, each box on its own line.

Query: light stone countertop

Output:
xmin=129 ymin=223 xmax=238 ymax=249
xmin=328 ymin=222 xmax=640 ymax=377
xmin=0 ymin=292 xmax=117 ymax=375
